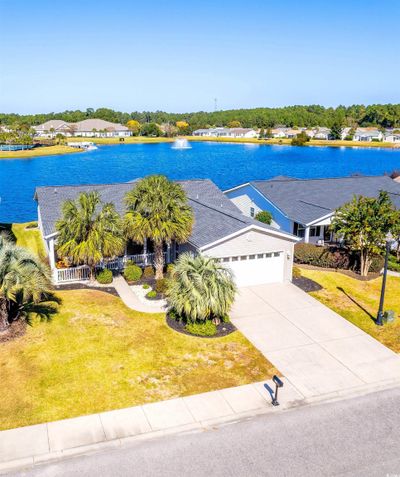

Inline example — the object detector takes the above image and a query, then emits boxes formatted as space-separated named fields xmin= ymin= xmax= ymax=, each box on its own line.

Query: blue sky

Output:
xmin=1 ymin=0 xmax=399 ymax=113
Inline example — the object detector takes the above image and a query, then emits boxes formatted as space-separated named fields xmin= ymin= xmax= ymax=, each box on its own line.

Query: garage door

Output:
xmin=218 ymin=252 xmax=284 ymax=287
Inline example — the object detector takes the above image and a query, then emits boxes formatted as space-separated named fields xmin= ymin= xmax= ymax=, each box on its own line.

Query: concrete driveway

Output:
xmin=231 ymin=283 xmax=400 ymax=398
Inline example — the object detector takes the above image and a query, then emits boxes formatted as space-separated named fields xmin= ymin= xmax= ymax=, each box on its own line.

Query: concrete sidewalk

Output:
xmin=0 ymin=378 xmax=304 ymax=473
xmin=113 ymin=276 xmax=165 ymax=313
xmin=231 ymin=283 xmax=400 ymax=398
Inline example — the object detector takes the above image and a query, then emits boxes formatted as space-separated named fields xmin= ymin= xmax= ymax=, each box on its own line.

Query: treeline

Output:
xmin=1 ymin=104 xmax=400 ymax=129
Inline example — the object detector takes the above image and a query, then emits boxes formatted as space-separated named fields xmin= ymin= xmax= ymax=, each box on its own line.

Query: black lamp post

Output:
xmin=376 ymin=237 xmax=393 ymax=326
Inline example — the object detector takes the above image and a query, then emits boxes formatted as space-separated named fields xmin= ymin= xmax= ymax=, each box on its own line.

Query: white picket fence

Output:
xmin=55 ymin=252 xmax=167 ymax=284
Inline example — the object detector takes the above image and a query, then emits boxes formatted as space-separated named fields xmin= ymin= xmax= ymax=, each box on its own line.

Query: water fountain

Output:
xmin=171 ymin=138 xmax=191 ymax=149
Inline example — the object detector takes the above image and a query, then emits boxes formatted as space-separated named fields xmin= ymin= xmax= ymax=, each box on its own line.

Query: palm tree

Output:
xmin=124 ymin=175 xmax=194 ymax=279
xmin=166 ymin=253 xmax=237 ymax=323
xmin=56 ymin=191 xmax=124 ymax=278
xmin=0 ymin=235 xmax=59 ymax=333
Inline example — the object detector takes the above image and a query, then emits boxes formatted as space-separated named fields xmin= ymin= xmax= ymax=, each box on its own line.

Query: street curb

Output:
xmin=1 ymin=378 xmax=400 ymax=475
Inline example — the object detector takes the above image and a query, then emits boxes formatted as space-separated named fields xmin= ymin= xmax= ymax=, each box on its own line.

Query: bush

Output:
xmin=143 ymin=283 xmax=150 ymax=289
xmin=291 ymin=132 xmax=310 ymax=146
xmin=166 ymin=263 xmax=175 ymax=276
xmin=124 ymin=263 xmax=142 ymax=282
xmin=294 ymin=243 xmax=351 ymax=269
xmin=155 ymin=278 xmax=168 ymax=295
xmin=255 ymin=210 xmax=273 ymax=225
xmin=185 ymin=320 xmax=217 ymax=337
xmin=143 ymin=266 xmax=155 ymax=279
xmin=96 ymin=268 xmax=113 ymax=284
xmin=146 ymin=290 xmax=157 ymax=299
xmin=370 ymin=255 xmax=385 ymax=273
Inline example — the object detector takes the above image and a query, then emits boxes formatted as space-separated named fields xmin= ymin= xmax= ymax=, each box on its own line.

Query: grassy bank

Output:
xmin=0 ymin=289 xmax=276 ymax=430
xmin=0 ymin=145 xmax=82 ymax=159
xmin=299 ymin=268 xmax=400 ymax=352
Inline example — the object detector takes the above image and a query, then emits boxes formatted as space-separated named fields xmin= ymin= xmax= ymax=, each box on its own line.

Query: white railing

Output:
xmin=56 ymin=265 xmax=91 ymax=283
xmin=55 ymin=252 xmax=168 ymax=284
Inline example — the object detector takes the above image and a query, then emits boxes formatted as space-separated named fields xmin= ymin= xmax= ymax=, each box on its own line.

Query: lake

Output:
xmin=1 ymin=141 xmax=400 ymax=223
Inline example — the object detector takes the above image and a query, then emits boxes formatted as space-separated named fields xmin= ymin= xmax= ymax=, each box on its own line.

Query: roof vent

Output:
xmin=54 ymin=188 xmax=57 ymax=194
xmin=196 ymin=194 xmax=199 ymax=199
xmin=221 ymin=202 xmax=223 ymax=207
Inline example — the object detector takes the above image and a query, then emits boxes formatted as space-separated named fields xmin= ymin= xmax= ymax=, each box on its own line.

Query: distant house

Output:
xmin=270 ymin=128 xmax=287 ymax=138
xmin=229 ymin=128 xmax=259 ymax=138
xmin=353 ymin=128 xmax=383 ymax=142
xmin=224 ymin=175 xmax=400 ymax=244
xmin=34 ymin=120 xmax=71 ymax=138
xmin=341 ymin=127 xmax=352 ymax=140
xmin=34 ymin=119 xmax=131 ymax=138
xmin=384 ymin=130 xmax=400 ymax=143
xmin=313 ymin=127 xmax=331 ymax=140
xmin=284 ymin=129 xmax=301 ymax=139
xmin=192 ymin=127 xmax=258 ymax=138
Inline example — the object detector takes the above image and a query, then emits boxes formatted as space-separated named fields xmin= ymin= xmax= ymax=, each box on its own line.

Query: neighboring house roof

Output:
xmin=34 ymin=120 xmax=70 ymax=132
xmin=248 ymin=175 xmax=400 ymax=225
xmin=35 ymin=179 xmax=296 ymax=247
xmin=229 ymin=128 xmax=255 ymax=134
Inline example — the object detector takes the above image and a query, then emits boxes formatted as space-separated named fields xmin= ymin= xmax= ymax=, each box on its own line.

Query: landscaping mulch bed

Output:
xmin=296 ymin=264 xmax=380 ymax=281
xmin=166 ymin=314 xmax=236 ymax=338
xmin=0 ymin=320 xmax=27 ymax=344
xmin=54 ymin=283 xmax=119 ymax=297
xmin=293 ymin=276 xmax=323 ymax=293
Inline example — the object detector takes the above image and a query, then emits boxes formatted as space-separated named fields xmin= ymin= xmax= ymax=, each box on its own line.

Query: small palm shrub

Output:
xmin=143 ymin=284 xmax=150 ymax=290
xmin=146 ymin=290 xmax=157 ymax=299
xmin=143 ymin=265 xmax=155 ymax=279
xmin=96 ymin=268 xmax=113 ymax=284
xmin=124 ymin=263 xmax=142 ymax=282
xmin=185 ymin=320 xmax=217 ymax=337
xmin=166 ymin=253 xmax=237 ymax=323
xmin=155 ymin=278 xmax=168 ymax=295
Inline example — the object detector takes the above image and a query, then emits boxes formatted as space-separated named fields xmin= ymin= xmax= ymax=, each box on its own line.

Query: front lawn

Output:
xmin=11 ymin=222 xmax=46 ymax=259
xmin=0 ymin=289 xmax=276 ymax=430
xmin=300 ymin=268 xmax=400 ymax=352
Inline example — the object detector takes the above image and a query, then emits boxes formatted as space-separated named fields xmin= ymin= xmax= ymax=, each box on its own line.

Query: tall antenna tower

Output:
xmin=214 ymin=98 xmax=218 ymax=112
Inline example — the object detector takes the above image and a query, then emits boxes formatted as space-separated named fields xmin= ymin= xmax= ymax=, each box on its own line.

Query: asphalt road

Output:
xmin=12 ymin=387 xmax=400 ymax=477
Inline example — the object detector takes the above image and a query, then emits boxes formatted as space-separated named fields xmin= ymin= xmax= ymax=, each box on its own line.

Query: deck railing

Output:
xmin=55 ymin=252 xmax=168 ymax=284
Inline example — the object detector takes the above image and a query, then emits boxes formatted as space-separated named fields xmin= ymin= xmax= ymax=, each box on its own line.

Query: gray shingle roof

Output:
xmin=35 ymin=179 xmax=295 ymax=248
xmin=251 ymin=175 xmax=400 ymax=225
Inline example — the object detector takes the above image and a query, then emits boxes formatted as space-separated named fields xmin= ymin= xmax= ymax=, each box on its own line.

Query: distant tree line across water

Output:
xmin=1 ymin=104 xmax=400 ymax=130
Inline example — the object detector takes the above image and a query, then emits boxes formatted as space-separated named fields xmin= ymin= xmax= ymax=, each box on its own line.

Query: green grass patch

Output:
xmin=0 ymin=145 xmax=82 ymax=159
xmin=0 ymin=289 xmax=276 ymax=430
xmin=300 ymin=268 xmax=400 ymax=352
xmin=10 ymin=222 xmax=46 ymax=260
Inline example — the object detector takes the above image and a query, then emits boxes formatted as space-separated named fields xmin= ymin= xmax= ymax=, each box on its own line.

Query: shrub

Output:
xmin=143 ymin=284 xmax=150 ymax=289
xmin=124 ymin=263 xmax=142 ymax=282
xmin=143 ymin=265 xmax=155 ymax=279
xmin=291 ymin=132 xmax=310 ymax=146
xmin=155 ymin=278 xmax=168 ymax=295
xmin=146 ymin=290 xmax=157 ymax=299
xmin=294 ymin=243 xmax=351 ymax=269
xmin=185 ymin=320 xmax=217 ymax=337
xmin=370 ymin=255 xmax=385 ymax=273
xmin=388 ymin=259 xmax=400 ymax=272
xmin=96 ymin=268 xmax=113 ymax=284
xmin=255 ymin=210 xmax=273 ymax=225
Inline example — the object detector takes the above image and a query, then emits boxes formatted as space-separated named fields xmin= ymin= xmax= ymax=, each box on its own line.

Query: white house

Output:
xmin=384 ymin=131 xmax=400 ymax=143
xmin=34 ymin=119 xmax=131 ymax=138
xmin=192 ymin=127 xmax=258 ymax=138
xmin=224 ymin=175 xmax=400 ymax=245
xmin=229 ymin=128 xmax=259 ymax=138
xmin=313 ymin=127 xmax=331 ymax=140
xmin=35 ymin=179 xmax=298 ymax=288
xmin=353 ymin=128 xmax=383 ymax=142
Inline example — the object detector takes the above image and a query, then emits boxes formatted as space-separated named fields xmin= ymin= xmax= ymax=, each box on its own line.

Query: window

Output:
xmin=293 ymin=222 xmax=305 ymax=238
xmin=223 ymin=257 xmax=230 ymax=262
xmin=265 ymin=253 xmax=272 ymax=258
xmin=273 ymin=252 xmax=281 ymax=257
xmin=240 ymin=255 xmax=247 ymax=261
xmin=257 ymin=253 xmax=264 ymax=259
xmin=310 ymin=226 xmax=321 ymax=237
xmin=250 ymin=207 xmax=255 ymax=217
xmin=249 ymin=255 xmax=256 ymax=260
xmin=232 ymin=256 xmax=239 ymax=262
